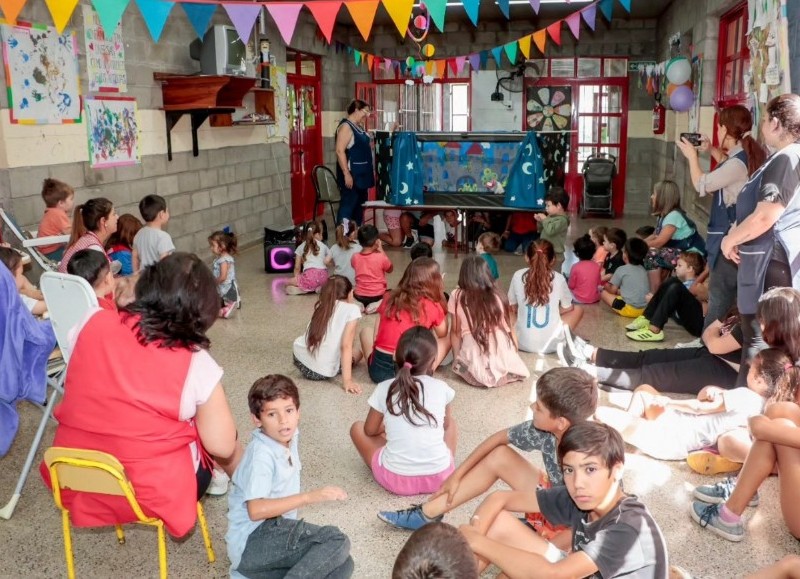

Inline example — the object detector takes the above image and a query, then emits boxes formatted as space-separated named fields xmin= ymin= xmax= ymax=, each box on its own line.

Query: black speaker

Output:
xmin=264 ymin=244 xmax=295 ymax=273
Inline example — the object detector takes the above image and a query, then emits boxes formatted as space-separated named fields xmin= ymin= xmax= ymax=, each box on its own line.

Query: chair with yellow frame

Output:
xmin=44 ymin=447 xmax=216 ymax=579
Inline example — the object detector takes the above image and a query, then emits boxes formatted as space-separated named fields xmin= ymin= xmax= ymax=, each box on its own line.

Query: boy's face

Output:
xmin=674 ymin=258 xmax=691 ymax=281
xmin=562 ymin=451 xmax=623 ymax=515
xmin=159 ymin=208 xmax=170 ymax=224
xmin=545 ymin=200 xmax=565 ymax=216
xmin=253 ymin=396 xmax=300 ymax=447
xmin=59 ymin=194 xmax=75 ymax=213
xmin=602 ymin=237 xmax=616 ymax=253
xmin=531 ymin=399 xmax=562 ymax=433
xmin=444 ymin=211 xmax=457 ymax=226
xmin=96 ymin=268 xmax=116 ymax=297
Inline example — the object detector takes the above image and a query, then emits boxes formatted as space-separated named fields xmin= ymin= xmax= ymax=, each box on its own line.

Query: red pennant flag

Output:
xmin=306 ymin=1 xmax=341 ymax=43
xmin=448 ymin=58 xmax=457 ymax=75
xmin=546 ymin=21 xmax=562 ymax=46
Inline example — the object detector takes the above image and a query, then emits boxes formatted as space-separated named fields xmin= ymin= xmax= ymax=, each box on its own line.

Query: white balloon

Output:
xmin=666 ymin=57 xmax=691 ymax=85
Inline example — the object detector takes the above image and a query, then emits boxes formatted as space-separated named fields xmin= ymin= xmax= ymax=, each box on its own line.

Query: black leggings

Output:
xmin=593 ymin=346 xmax=738 ymax=394
xmin=643 ymin=277 xmax=704 ymax=337
xmin=196 ymin=462 xmax=212 ymax=500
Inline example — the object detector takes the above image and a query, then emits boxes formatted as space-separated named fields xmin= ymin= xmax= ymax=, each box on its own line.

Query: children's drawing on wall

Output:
xmin=84 ymin=96 xmax=140 ymax=168
xmin=746 ymin=0 xmax=790 ymax=118
xmin=82 ymin=5 xmax=127 ymax=93
xmin=271 ymin=64 xmax=290 ymax=139
xmin=688 ymin=55 xmax=703 ymax=133
xmin=1 ymin=21 xmax=81 ymax=124
xmin=526 ymin=86 xmax=572 ymax=132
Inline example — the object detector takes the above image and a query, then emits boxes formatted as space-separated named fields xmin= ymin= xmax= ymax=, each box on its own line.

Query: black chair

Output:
xmin=311 ymin=165 xmax=342 ymax=233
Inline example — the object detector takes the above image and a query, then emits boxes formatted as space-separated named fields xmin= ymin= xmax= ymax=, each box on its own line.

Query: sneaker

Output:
xmin=221 ymin=301 xmax=236 ymax=319
xmin=676 ymin=338 xmax=703 ymax=349
xmin=513 ymin=245 xmax=524 ymax=255
xmin=285 ymin=285 xmax=307 ymax=295
xmin=693 ymin=477 xmax=759 ymax=507
xmin=556 ymin=341 xmax=575 ymax=367
xmin=377 ymin=504 xmax=443 ymax=530
xmin=563 ymin=326 xmax=592 ymax=363
xmin=206 ymin=469 xmax=230 ymax=496
xmin=626 ymin=329 xmax=664 ymax=342
xmin=625 ymin=315 xmax=650 ymax=331
xmin=402 ymin=236 xmax=415 ymax=249
xmin=689 ymin=501 xmax=744 ymax=542
xmin=365 ymin=299 xmax=382 ymax=315
xmin=687 ymin=449 xmax=742 ymax=476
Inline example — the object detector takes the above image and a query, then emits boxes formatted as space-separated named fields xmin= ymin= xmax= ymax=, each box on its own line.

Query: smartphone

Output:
xmin=680 ymin=132 xmax=703 ymax=146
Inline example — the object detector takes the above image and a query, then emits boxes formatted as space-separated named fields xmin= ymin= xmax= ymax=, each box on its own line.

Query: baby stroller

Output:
xmin=580 ymin=153 xmax=617 ymax=219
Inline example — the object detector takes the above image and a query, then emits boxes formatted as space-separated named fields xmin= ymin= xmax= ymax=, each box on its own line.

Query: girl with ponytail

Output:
xmin=350 ymin=326 xmax=457 ymax=495
xmin=324 ymin=219 xmax=360 ymax=285
xmin=286 ymin=221 xmax=330 ymax=295
xmin=58 ymin=197 xmax=118 ymax=273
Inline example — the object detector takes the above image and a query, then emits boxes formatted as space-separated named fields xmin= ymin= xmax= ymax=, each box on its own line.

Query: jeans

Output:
xmin=503 ymin=232 xmax=539 ymax=253
xmin=238 ymin=517 xmax=353 ymax=579
xmin=368 ymin=349 xmax=396 ymax=384
xmin=336 ymin=186 xmax=368 ymax=226
xmin=593 ymin=347 xmax=738 ymax=394
xmin=703 ymin=255 xmax=738 ymax=330
xmin=643 ymin=277 xmax=704 ymax=337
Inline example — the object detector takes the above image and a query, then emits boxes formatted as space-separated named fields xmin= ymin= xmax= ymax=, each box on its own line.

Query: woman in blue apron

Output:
xmin=676 ymin=105 xmax=766 ymax=329
xmin=335 ymin=99 xmax=375 ymax=225
xmin=721 ymin=94 xmax=800 ymax=385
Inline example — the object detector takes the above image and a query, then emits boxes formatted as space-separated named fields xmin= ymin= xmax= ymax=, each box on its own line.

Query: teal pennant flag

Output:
xmin=136 ymin=0 xmax=174 ymax=42
xmin=462 ymin=0 xmax=480 ymax=26
xmin=181 ymin=2 xmax=217 ymax=38
xmin=91 ymin=0 xmax=130 ymax=34
xmin=425 ymin=0 xmax=446 ymax=32
xmin=504 ymin=41 xmax=517 ymax=64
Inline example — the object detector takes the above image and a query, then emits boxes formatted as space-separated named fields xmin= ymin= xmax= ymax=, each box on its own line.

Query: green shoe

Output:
xmin=626 ymin=329 xmax=664 ymax=342
xmin=625 ymin=315 xmax=650 ymax=331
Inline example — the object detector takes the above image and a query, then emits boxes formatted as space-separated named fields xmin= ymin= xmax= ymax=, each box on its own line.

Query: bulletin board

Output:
xmin=1 ymin=21 xmax=81 ymax=124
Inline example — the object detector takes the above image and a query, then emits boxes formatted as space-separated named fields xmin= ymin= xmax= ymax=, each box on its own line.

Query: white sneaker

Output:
xmin=206 ymin=469 xmax=230 ymax=496
xmin=676 ymin=338 xmax=702 ymax=349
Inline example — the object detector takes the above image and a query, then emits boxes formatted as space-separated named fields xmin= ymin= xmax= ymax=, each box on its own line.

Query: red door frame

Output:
xmin=712 ymin=3 xmax=749 ymax=160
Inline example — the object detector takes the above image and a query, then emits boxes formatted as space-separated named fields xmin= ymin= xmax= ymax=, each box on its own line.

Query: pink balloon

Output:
xmin=413 ymin=15 xmax=427 ymax=29
xmin=669 ymin=85 xmax=694 ymax=112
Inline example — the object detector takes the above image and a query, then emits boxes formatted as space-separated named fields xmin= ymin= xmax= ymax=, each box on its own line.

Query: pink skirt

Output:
xmin=371 ymin=448 xmax=454 ymax=496
xmin=298 ymin=267 xmax=329 ymax=292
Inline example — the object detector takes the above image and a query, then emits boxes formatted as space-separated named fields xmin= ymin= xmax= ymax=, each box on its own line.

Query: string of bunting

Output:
xmin=0 ymin=0 xmax=629 ymax=59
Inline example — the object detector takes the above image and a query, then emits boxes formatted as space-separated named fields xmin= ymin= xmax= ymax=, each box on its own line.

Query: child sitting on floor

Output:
xmin=449 ymin=256 xmax=528 ymax=388
xmin=600 ymin=227 xmax=627 ymax=284
xmin=392 ymin=522 xmax=478 ymax=579
xmin=625 ymin=251 xmax=706 ymax=342
xmin=208 ymin=230 xmax=239 ymax=318
xmin=226 ymin=375 xmax=353 ymax=578
xmin=350 ymin=326 xmax=457 ymax=496
xmin=351 ymin=224 xmax=393 ymax=313
xmin=601 ymin=238 xmax=649 ymax=318
xmin=106 ymin=214 xmax=141 ymax=277
xmin=475 ymin=231 xmax=501 ymax=280
xmin=326 ymin=219 xmax=360 ymax=285
xmin=378 ymin=367 xmax=597 ymax=544
xmin=508 ymin=239 xmax=583 ymax=354
xmin=36 ymin=178 xmax=74 ymax=262
xmin=66 ymin=249 xmax=117 ymax=311
xmin=292 ymin=275 xmax=362 ymax=394
xmin=568 ymin=234 xmax=601 ymax=305
xmin=0 ymin=247 xmax=46 ymax=315
xmin=409 ymin=242 xmax=433 ymax=260
xmin=501 ymin=211 xmax=538 ymax=254
xmin=588 ymin=226 xmax=608 ymax=267
xmin=286 ymin=221 xmax=330 ymax=295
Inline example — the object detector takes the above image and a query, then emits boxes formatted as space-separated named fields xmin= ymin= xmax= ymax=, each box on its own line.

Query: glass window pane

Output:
xmin=724 ymin=62 xmax=734 ymax=96
xmin=603 ymin=86 xmax=622 ymax=113
xmin=579 ymin=117 xmax=599 ymax=144
xmin=577 ymin=58 xmax=601 ymax=78
xmin=735 ymin=16 xmax=743 ymax=52
xmin=734 ymin=59 xmax=743 ymax=95
xmin=579 ymin=85 xmax=600 ymax=113
xmin=604 ymin=58 xmax=628 ymax=77
xmin=551 ymin=58 xmax=575 ymax=77
xmin=726 ymin=20 xmax=737 ymax=56
xmin=601 ymin=117 xmax=621 ymax=144
xmin=452 ymin=116 xmax=468 ymax=131
xmin=300 ymin=58 xmax=316 ymax=76
xmin=286 ymin=57 xmax=297 ymax=75
xmin=452 ymin=84 xmax=468 ymax=112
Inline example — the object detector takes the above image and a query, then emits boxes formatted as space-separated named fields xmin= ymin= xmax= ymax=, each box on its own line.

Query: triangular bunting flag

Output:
xmin=467 ymin=53 xmax=480 ymax=71
xmin=354 ymin=50 xmax=362 ymax=66
xmin=381 ymin=0 xmax=413 ymax=37
xmin=599 ymin=0 xmax=613 ymax=21
xmin=0 ymin=0 xmax=27 ymax=25
xmin=265 ymin=3 xmax=303 ymax=45
xmin=504 ymin=41 xmax=517 ymax=64
xmin=617 ymin=0 xmax=631 ymax=13
xmin=448 ymin=58 xmax=457 ymax=75
xmin=366 ymin=53 xmax=374 ymax=70
xmin=455 ymin=56 xmax=466 ymax=75
xmin=479 ymin=50 xmax=488 ymax=68
xmin=462 ymin=0 xmax=480 ymax=27
xmin=546 ymin=21 xmax=561 ymax=45
xmin=532 ymin=30 xmax=546 ymax=54
xmin=181 ymin=2 xmax=216 ymax=38
xmin=565 ymin=12 xmax=581 ymax=39
xmin=384 ymin=58 xmax=394 ymax=71
xmin=45 ymin=0 xmax=79 ymax=33
xmin=223 ymin=2 xmax=261 ymax=44
xmin=345 ymin=0 xmax=379 ymax=42
xmin=528 ymin=0 xmax=540 ymax=14
xmin=425 ymin=60 xmax=434 ymax=75
xmin=399 ymin=60 xmax=406 ymax=75
xmin=581 ymin=3 xmax=596 ymax=30
xmin=135 ymin=0 xmax=174 ymax=42
xmin=518 ymin=35 xmax=531 ymax=59
xmin=497 ymin=0 xmax=510 ymax=19
xmin=491 ymin=46 xmax=503 ymax=67
xmin=91 ymin=0 xmax=130 ymax=35
xmin=306 ymin=1 xmax=341 ymax=43
xmin=425 ymin=0 xmax=446 ymax=32
xmin=435 ymin=59 xmax=446 ymax=77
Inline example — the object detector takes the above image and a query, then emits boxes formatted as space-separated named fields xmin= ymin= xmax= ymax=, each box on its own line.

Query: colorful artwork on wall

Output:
xmin=82 ymin=5 xmax=127 ymax=93
xmin=526 ymin=86 xmax=572 ymax=132
xmin=84 ymin=96 xmax=140 ymax=168
xmin=747 ymin=0 xmax=791 ymax=122
xmin=1 ymin=21 xmax=81 ymax=124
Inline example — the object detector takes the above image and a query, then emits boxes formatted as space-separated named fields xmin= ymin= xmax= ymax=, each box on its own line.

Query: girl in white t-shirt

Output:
xmin=350 ymin=326 xmax=457 ymax=496
xmin=293 ymin=275 xmax=363 ymax=393
xmin=325 ymin=220 xmax=361 ymax=285
xmin=508 ymin=239 xmax=583 ymax=354
xmin=286 ymin=221 xmax=330 ymax=295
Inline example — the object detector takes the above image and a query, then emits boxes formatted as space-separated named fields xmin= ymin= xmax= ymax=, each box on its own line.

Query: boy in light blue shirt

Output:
xmin=226 ymin=375 xmax=353 ymax=578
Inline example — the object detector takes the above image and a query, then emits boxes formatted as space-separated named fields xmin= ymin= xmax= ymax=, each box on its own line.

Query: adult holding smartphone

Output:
xmin=335 ymin=99 xmax=374 ymax=225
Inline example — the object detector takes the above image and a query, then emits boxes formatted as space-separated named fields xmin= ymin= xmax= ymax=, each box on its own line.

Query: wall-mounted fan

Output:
xmin=491 ymin=61 xmax=541 ymax=101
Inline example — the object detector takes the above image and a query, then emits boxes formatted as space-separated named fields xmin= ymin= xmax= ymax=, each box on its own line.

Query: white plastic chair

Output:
xmin=0 ymin=207 xmax=66 ymax=276
xmin=0 ymin=272 xmax=98 ymax=519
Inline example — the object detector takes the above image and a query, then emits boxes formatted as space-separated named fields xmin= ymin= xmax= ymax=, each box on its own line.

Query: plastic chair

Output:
xmin=44 ymin=447 xmax=215 ymax=579
xmin=312 ymin=165 xmax=342 ymax=227
xmin=0 ymin=272 xmax=97 ymax=520
xmin=0 ymin=207 xmax=64 ymax=282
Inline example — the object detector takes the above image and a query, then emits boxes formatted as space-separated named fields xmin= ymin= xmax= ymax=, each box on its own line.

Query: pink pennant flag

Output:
xmin=222 ymin=2 xmax=261 ymax=44
xmin=467 ymin=53 xmax=480 ymax=71
xmin=581 ymin=3 xmax=596 ymax=30
xmin=384 ymin=58 xmax=394 ymax=71
xmin=455 ymin=56 xmax=466 ymax=75
xmin=565 ymin=12 xmax=581 ymax=40
xmin=265 ymin=3 xmax=303 ymax=45
xmin=528 ymin=0 xmax=540 ymax=14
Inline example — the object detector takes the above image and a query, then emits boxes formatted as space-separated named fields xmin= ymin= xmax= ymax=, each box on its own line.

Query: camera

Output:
xmin=680 ymin=132 xmax=703 ymax=147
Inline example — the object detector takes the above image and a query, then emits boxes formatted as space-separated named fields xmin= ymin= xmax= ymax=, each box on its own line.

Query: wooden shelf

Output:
xmin=210 ymin=87 xmax=275 ymax=128
xmin=232 ymin=120 xmax=276 ymax=126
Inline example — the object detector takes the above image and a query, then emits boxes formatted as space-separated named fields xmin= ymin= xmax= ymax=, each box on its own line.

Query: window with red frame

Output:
xmin=716 ymin=3 xmax=749 ymax=107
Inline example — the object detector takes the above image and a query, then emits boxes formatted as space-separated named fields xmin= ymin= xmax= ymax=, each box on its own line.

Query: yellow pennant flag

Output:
xmin=381 ymin=0 xmax=413 ymax=37
xmin=45 ymin=0 xmax=79 ymax=33
xmin=425 ymin=60 xmax=434 ymax=75
xmin=518 ymin=35 xmax=531 ymax=59
xmin=435 ymin=59 xmax=446 ymax=78
xmin=0 ymin=0 xmax=27 ymax=24
xmin=344 ymin=0 xmax=379 ymax=42
xmin=532 ymin=30 xmax=546 ymax=55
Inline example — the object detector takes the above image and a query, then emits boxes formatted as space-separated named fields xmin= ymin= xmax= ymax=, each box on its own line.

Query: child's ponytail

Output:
xmin=302 ymin=221 xmax=322 ymax=262
xmin=68 ymin=204 xmax=87 ymax=246
xmin=756 ymin=348 xmax=800 ymax=403
xmin=387 ymin=327 xmax=438 ymax=426
xmin=306 ymin=275 xmax=352 ymax=353
xmin=523 ymin=239 xmax=555 ymax=307
xmin=335 ymin=219 xmax=356 ymax=251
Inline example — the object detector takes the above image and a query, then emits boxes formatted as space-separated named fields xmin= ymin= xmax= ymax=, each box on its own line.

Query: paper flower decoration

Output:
xmin=526 ymin=87 xmax=572 ymax=131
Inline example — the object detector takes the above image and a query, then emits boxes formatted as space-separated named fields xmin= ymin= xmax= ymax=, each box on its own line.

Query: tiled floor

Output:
xmin=1 ymin=218 xmax=797 ymax=578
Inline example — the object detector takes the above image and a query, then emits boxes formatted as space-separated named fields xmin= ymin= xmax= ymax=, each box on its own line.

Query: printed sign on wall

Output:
xmin=83 ymin=5 xmax=127 ymax=93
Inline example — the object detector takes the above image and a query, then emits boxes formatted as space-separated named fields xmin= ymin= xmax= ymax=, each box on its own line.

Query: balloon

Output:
xmin=406 ymin=56 xmax=416 ymax=67
xmin=422 ymin=43 xmax=435 ymax=57
xmin=669 ymin=85 xmax=694 ymax=112
xmin=666 ymin=80 xmax=692 ymax=97
xmin=666 ymin=56 xmax=691 ymax=85
xmin=413 ymin=15 xmax=427 ymax=29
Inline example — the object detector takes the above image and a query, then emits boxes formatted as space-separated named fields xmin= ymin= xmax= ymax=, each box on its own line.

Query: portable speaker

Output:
xmin=264 ymin=244 xmax=295 ymax=273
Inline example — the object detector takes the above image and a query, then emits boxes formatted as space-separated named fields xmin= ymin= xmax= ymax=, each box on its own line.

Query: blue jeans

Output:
xmin=503 ymin=232 xmax=538 ymax=253
xmin=238 ymin=517 xmax=353 ymax=579
xmin=368 ymin=349 xmax=396 ymax=384
xmin=336 ymin=186 xmax=368 ymax=226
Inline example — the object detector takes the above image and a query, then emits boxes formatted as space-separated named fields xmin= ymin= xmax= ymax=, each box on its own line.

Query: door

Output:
xmin=287 ymin=51 xmax=323 ymax=224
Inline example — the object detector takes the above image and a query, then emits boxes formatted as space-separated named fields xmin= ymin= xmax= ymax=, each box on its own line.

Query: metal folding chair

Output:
xmin=311 ymin=165 xmax=342 ymax=230
xmin=0 ymin=207 xmax=65 ymax=283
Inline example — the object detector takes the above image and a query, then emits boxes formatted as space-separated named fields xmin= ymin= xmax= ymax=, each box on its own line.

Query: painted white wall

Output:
xmin=470 ymin=70 xmax=523 ymax=131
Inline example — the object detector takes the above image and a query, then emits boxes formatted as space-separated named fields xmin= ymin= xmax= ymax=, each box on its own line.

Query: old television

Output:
xmin=189 ymin=25 xmax=247 ymax=76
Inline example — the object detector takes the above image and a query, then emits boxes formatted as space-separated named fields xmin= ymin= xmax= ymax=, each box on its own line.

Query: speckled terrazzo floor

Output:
xmin=1 ymin=217 xmax=797 ymax=578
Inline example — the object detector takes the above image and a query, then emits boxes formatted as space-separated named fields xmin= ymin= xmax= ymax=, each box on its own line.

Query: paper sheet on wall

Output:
xmin=1 ymin=22 xmax=81 ymax=124
xmin=82 ymin=5 xmax=127 ymax=93
xmin=271 ymin=64 xmax=289 ymax=140
xmin=85 ymin=96 xmax=140 ymax=168
xmin=747 ymin=0 xmax=791 ymax=122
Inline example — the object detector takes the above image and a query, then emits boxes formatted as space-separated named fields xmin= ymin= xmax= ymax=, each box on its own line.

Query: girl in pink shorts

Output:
xmin=286 ymin=221 xmax=330 ymax=295
xmin=350 ymin=326 xmax=457 ymax=495
xmin=379 ymin=209 xmax=404 ymax=247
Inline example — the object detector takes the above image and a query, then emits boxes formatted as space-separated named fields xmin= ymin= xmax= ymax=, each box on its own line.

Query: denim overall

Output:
xmin=706 ymin=149 xmax=748 ymax=269
xmin=336 ymin=119 xmax=374 ymax=224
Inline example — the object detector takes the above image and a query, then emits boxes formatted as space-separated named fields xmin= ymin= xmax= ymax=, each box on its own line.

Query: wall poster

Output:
xmin=85 ymin=96 xmax=140 ymax=168
xmin=82 ymin=5 xmax=127 ymax=93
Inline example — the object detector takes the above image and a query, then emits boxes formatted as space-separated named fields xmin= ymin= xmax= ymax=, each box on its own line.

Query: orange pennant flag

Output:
xmin=532 ymin=30 xmax=546 ymax=54
xmin=381 ymin=0 xmax=413 ymax=37
xmin=424 ymin=60 xmax=433 ymax=75
xmin=344 ymin=0 xmax=380 ymax=42
xmin=518 ymin=35 xmax=531 ymax=59
xmin=306 ymin=1 xmax=341 ymax=43
xmin=367 ymin=54 xmax=374 ymax=70
xmin=546 ymin=21 xmax=562 ymax=45
xmin=45 ymin=0 xmax=79 ymax=33
xmin=435 ymin=59 xmax=446 ymax=78
xmin=0 ymin=0 xmax=27 ymax=24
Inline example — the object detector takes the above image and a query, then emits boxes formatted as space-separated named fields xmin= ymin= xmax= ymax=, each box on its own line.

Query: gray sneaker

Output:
xmin=690 ymin=501 xmax=744 ymax=542
xmin=693 ymin=477 xmax=759 ymax=507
